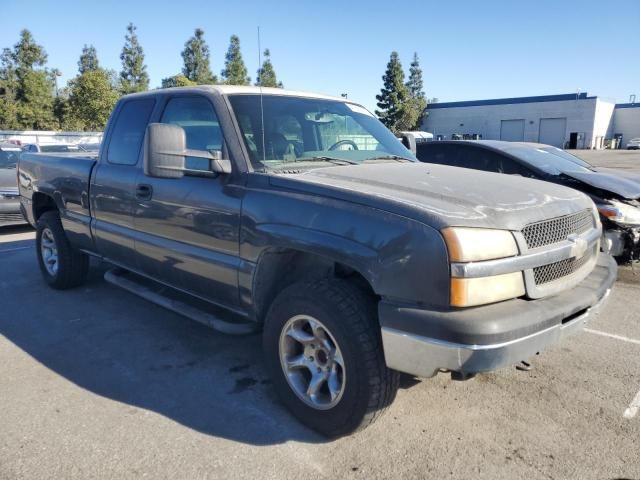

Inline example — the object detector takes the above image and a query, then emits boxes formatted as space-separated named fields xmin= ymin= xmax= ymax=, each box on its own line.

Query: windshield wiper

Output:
xmin=292 ymin=156 xmax=358 ymax=165
xmin=365 ymin=155 xmax=413 ymax=162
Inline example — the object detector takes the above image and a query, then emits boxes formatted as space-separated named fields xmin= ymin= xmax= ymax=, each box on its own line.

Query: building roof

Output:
xmin=427 ymin=92 xmax=593 ymax=109
xmin=614 ymin=103 xmax=640 ymax=109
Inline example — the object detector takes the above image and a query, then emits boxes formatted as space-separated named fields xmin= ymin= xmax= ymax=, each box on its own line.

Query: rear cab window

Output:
xmin=107 ymin=98 xmax=155 ymax=166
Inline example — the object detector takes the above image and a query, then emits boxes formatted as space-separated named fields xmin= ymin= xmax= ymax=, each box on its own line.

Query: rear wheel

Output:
xmin=263 ymin=278 xmax=399 ymax=437
xmin=36 ymin=211 xmax=89 ymax=289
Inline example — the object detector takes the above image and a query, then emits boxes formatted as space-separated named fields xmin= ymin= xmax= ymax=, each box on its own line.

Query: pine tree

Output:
xmin=375 ymin=51 xmax=411 ymax=134
xmin=221 ymin=35 xmax=250 ymax=85
xmin=255 ymin=49 xmax=283 ymax=88
xmin=181 ymin=28 xmax=216 ymax=84
xmin=10 ymin=30 xmax=56 ymax=130
xmin=78 ymin=44 xmax=100 ymax=74
xmin=405 ymin=52 xmax=427 ymax=130
xmin=119 ymin=23 xmax=149 ymax=94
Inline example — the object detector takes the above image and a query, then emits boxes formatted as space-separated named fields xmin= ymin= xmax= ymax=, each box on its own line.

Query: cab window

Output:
xmin=107 ymin=98 xmax=155 ymax=165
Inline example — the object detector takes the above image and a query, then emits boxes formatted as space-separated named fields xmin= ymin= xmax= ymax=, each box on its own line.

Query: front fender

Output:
xmin=240 ymin=188 xmax=451 ymax=308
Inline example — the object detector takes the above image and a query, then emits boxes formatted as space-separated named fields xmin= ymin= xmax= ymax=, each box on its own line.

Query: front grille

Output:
xmin=522 ymin=210 xmax=594 ymax=249
xmin=533 ymin=247 xmax=595 ymax=285
xmin=0 ymin=212 xmax=25 ymax=224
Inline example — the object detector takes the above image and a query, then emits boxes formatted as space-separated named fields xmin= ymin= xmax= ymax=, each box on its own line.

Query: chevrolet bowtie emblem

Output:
xmin=567 ymin=234 xmax=588 ymax=258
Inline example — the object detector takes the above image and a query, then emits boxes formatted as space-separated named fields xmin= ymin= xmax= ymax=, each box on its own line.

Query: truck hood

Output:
xmin=559 ymin=169 xmax=640 ymax=200
xmin=0 ymin=168 xmax=18 ymax=193
xmin=270 ymin=163 xmax=593 ymax=231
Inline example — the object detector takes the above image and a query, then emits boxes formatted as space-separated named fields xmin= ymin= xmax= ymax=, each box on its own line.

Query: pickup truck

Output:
xmin=18 ymin=86 xmax=617 ymax=437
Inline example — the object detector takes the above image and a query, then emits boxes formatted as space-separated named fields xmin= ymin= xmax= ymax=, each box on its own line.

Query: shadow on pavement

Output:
xmin=0 ymin=234 xmax=328 ymax=446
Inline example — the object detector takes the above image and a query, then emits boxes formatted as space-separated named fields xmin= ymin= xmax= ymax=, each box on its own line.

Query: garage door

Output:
xmin=538 ymin=117 xmax=567 ymax=148
xmin=500 ymin=119 xmax=525 ymax=142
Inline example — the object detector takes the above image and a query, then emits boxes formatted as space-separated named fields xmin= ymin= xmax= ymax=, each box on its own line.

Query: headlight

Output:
xmin=442 ymin=227 xmax=524 ymax=307
xmin=451 ymin=273 xmax=526 ymax=307
xmin=597 ymin=200 xmax=640 ymax=225
xmin=441 ymin=227 xmax=518 ymax=262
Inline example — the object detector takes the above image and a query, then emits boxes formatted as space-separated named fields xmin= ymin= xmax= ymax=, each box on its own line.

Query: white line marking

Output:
xmin=624 ymin=389 xmax=640 ymax=419
xmin=584 ymin=328 xmax=640 ymax=346
xmin=0 ymin=246 xmax=30 ymax=254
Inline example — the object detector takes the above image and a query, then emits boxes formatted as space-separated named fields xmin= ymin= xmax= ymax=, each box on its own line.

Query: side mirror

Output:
xmin=399 ymin=133 xmax=417 ymax=155
xmin=145 ymin=123 xmax=233 ymax=178
xmin=144 ymin=123 xmax=186 ymax=179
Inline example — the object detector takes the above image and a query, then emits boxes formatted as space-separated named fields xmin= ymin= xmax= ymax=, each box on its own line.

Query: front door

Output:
xmin=133 ymin=95 xmax=242 ymax=310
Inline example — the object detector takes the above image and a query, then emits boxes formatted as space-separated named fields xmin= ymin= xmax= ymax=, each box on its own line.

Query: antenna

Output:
xmin=258 ymin=26 xmax=266 ymax=162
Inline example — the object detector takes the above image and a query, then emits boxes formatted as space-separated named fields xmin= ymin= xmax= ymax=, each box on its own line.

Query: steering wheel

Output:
xmin=328 ymin=139 xmax=359 ymax=151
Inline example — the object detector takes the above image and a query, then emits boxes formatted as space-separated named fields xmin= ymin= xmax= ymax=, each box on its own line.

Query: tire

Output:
xmin=263 ymin=278 xmax=399 ymax=437
xmin=36 ymin=210 xmax=89 ymax=289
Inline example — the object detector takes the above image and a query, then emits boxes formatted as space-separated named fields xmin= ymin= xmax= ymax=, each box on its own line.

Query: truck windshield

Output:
xmin=227 ymin=94 xmax=415 ymax=171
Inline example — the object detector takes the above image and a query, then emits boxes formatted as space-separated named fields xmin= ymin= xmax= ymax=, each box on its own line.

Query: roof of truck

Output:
xmin=125 ymin=85 xmax=357 ymax=105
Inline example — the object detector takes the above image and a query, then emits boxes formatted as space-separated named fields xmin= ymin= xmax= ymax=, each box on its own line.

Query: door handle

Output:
xmin=136 ymin=183 xmax=153 ymax=200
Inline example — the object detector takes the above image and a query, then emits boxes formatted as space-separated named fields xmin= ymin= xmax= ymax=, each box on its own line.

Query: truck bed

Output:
xmin=19 ymin=151 xmax=98 ymax=248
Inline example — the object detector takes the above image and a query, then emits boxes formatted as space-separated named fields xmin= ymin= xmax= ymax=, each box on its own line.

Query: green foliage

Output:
xmin=0 ymin=48 xmax=19 ymax=129
xmin=160 ymin=74 xmax=197 ymax=88
xmin=0 ymin=30 xmax=56 ymax=130
xmin=78 ymin=44 xmax=100 ymax=74
xmin=375 ymin=51 xmax=411 ymax=134
xmin=67 ymin=69 xmax=119 ymax=130
xmin=405 ymin=52 xmax=427 ymax=130
xmin=181 ymin=28 xmax=216 ymax=84
xmin=16 ymin=69 xmax=56 ymax=129
xmin=13 ymin=30 xmax=47 ymax=73
xmin=255 ymin=49 xmax=283 ymax=88
xmin=119 ymin=23 xmax=149 ymax=94
xmin=221 ymin=35 xmax=250 ymax=85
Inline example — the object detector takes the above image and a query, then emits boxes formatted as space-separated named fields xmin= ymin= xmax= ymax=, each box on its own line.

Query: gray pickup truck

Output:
xmin=18 ymin=86 xmax=616 ymax=437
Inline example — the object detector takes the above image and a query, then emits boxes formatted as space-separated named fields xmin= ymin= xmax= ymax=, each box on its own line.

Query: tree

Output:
xmin=13 ymin=29 xmax=47 ymax=73
xmin=405 ymin=52 xmax=427 ymax=130
xmin=255 ymin=49 xmax=283 ymax=88
xmin=119 ymin=23 xmax=149 ymax=94
xmin=160 ymin=74 xmax=196 ymax=88
xmin=78 ymin=44 xmax=100 ymax=74
xmin=0 ymin=48 xmax=19 ymax=129
xmin=181 ymin=28 xmax=216 ymax=84
xmin=67 ymin=69 xmax=119 ymax=130
xmin=375 ymin=51 xmax=411 ymax=134
xmin=8 ymin=30 xmax=56 ymax=130
xmin=221 ymin=35 xmax=250 ymax=85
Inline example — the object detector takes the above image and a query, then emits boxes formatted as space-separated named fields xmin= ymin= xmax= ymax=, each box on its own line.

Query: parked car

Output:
xmin=18 ymin=86 xmax=616 ymax=437
xmin=416 ymin=140 xmax=640 ymax=261
xmin=626 ymin=138 xmax=640 ymax=150
xmin=0 ymin=143 xmax=27 ymax=226
xmin=21 ymin=143 xmax=81 ymax=153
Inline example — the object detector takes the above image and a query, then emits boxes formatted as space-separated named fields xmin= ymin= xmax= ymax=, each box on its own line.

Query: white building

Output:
xmin=422 ymin=93 xmax=640 ymax=149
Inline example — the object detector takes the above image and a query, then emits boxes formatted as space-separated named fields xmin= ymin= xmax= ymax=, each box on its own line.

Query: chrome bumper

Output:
xmin=382 ymin=289 xmax=610 ymax=378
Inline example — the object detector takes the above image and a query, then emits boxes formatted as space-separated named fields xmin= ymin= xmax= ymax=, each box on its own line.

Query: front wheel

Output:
xmin=36 ymin=211 xmax=89 ymax=289
xmin=263 ymin=279 xmax=399 ymax=437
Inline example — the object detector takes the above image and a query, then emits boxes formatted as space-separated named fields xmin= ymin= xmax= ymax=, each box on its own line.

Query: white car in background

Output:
xmin=627 ymin=138 xmax=640 ymax=150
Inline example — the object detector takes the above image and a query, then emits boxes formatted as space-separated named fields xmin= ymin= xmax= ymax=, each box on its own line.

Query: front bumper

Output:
xmin=380 ymin=253 xmax=617 ymax=378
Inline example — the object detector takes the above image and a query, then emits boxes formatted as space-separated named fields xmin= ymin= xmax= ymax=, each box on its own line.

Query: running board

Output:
xmin=104 ymin=268 xmax=257 ymax=335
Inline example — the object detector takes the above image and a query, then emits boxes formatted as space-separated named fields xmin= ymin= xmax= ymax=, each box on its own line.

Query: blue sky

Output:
xmin=2 ymin=0 xmax=638 ymax=111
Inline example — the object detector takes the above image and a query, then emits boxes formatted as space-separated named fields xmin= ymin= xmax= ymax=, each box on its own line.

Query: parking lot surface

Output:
xmin=1 ymin=150 xmax=639 ymax=479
